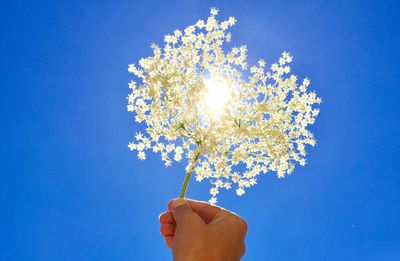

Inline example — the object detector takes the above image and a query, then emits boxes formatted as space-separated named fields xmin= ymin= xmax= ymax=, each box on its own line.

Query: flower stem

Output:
xmin=179 ymin=152 xmax=200 ymax=198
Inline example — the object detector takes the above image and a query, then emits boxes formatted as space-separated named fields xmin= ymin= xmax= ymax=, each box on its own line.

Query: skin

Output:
xmin=159 ymin=198 xmax=247 ymax=261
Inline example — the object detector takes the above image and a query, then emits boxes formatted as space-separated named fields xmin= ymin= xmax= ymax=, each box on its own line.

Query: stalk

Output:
xmin=179 ymin=152 xmax=200 ymax=198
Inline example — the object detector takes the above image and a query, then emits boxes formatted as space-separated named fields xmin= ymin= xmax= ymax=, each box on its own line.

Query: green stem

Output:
xmin=179 ymin=152 xmax=201 ymax=198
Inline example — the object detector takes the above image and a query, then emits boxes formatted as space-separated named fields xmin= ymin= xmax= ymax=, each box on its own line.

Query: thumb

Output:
xmin=169 ymin=198 xmax=196 ymax=224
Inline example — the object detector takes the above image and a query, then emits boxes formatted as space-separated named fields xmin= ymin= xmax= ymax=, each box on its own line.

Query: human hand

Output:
xmin=159 ymin=198 xmax=247 ymax=261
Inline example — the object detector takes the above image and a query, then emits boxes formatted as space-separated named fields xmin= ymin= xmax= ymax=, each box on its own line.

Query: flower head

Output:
xmin=127 ymin=7 xmax=321 ymax=203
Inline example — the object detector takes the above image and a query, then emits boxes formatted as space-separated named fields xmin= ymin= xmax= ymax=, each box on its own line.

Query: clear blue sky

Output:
xmin=1 ymin=0 xmax=399 ymax=260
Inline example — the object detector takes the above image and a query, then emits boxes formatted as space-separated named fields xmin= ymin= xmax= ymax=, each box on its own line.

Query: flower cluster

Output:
xmin=127 ymin=7 xmax=321 ymax=204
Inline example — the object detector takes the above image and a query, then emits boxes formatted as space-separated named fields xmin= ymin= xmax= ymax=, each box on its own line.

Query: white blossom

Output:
xmin=138 ymin=151 xmax=146 ymax=160
xmin=209 ymin=197 xmax=217 ymax=205
xmin=236 ymin=187 xmax=245 ymax=196
xmin=127 ymin=8 xmax=321 ymax=201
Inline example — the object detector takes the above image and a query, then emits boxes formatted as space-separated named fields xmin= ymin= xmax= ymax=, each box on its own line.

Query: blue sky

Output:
xmin=1 ymin=0 xmax=399 ymax=260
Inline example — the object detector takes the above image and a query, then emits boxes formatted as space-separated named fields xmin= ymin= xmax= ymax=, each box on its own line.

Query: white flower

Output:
xmin=128 ymin=64 xmax=135 ymax=73
xmin=138 ymin=151 xmax=146 ymax=160
xmin=128 ymin=81 xmax=136 ymax=89
xmin=210 ymin=7 xmax=219 ymax=16
xmin=174 ymin=146 xmax=184 ymax=161
xmin=209 ymin=197 xmax=217 ymax=205
xmin=210 ymin=187 xmax=219 ymax=196
xmin=127 ymin=8 xmax=321 ymax=202
xmin=215 ymin=179 xmax=223 ymax=187
xmin=196 ymin=19 xmax=205 ymax=28
xmin=236 ymin=188 xmax=245 ymax=196
xmin=128 ymin=142 xmax=135 ymax=151
xmin=228 ymin=16 xmax=236 ymax=26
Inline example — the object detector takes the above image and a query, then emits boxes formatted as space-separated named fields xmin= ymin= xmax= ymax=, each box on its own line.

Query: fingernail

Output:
xmin=172 ymin=198 xmax=188 ymax=209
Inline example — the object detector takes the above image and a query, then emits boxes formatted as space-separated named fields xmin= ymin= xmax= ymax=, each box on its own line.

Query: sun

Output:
xmin=202 ymin=76 xmax=232 ymax=117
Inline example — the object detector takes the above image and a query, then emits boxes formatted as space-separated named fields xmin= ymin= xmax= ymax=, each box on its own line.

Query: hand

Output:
xmin=159 ymin=198 xmax=247 ymax=261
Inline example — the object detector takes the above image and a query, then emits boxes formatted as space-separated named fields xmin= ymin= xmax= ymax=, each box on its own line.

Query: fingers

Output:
xmin=159 ymin=211 xmax=176 ymax=249
xmin=160 ymin=223 xmax=175 ymax=237
xmin=168 ymin=198 xmax=223 ymax=224
xmin=167 ymin=198 xmax=198 ymax=224
xmin=165 ymin=235 xmax=173 ymax=249
xmin=227 ymin=214 xmax=248 ymax=239
xmin=159 ymin=211 xmax=174 ymax=224
xmin=186 ymin=199 xmax=223 ymax=224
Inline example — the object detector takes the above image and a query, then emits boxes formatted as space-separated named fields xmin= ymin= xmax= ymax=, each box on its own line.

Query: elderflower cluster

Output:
xmin=127 ymin=7 xmax=321 ymax=204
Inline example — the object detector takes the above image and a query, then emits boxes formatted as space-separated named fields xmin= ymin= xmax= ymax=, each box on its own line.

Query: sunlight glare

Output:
xmin=203 ymin=77 xmax=232 ymax=117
